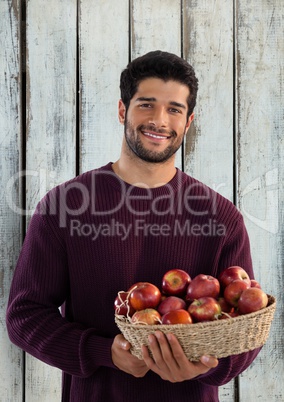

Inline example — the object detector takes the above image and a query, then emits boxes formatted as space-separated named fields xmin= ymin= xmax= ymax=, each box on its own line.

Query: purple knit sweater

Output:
xmin=6 ymin=163 xmax=260 ymax=402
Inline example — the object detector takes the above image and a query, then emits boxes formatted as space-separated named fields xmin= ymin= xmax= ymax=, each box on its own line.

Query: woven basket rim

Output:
xmin=115 ymin=294 xmax=276 ymax=330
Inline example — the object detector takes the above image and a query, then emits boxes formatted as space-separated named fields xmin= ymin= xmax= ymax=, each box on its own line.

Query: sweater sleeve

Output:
xmin=6 ymin=205 xmax=117 ymax=378
xmin=196 ymin=213 xmax=261 ymax=386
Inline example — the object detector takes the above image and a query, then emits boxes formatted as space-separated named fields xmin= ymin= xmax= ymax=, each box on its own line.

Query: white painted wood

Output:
xmin=25 ymin=0 xmax=77 ymax=210
xmin=79 ymin=0 xmax=129 ymax=172
xmin=0 ymin=1 xmax=23 ymax=400
xmin=236 ymin=1 xmax=284 ymax=401
xmin=131 ymin=0 xmax=183 ymax=170
xmin=183 ymin=0 xmax=234 ymax=202
xmin=183 ymin=1 xmax=235 ymax=400
xmin=25 ymin=0 xmax=77 ymax=400
xmin=131 ymin=0 xmax=181 ymax=57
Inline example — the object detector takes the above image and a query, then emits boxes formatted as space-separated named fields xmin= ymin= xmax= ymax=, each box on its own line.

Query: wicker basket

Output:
xmin=115 ymin=295 xmax=276 ymax=361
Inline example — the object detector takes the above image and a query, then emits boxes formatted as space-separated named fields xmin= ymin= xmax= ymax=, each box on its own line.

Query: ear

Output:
xmin=118 ymin=99 xmax=126 ymax=124
xmin=185 ymin=112 xmax=194 ymax=130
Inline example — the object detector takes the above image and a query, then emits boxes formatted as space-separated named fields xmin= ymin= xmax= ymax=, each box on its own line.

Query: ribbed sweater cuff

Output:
xmin=85 ymin=335 xmax=117 ymax=373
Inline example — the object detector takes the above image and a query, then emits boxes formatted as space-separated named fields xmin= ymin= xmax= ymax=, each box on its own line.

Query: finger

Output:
xmin=166 ymin=334 xmax=219 ymax=369
xmin=149 ymin=331 xmax=173 ymax=363
xmin=147 ymin=333 xmax=164 ymax=363
xmin=149 ymin=331 xmax=179 ymax=371
xmin=141 ymin=340 xmax=159 ymax=370
xmin=142 ymin=334 xmax=175 ymax=381
xmin=142 ymin=333 xmax=169 ymax=370
xmin=166 ymin=334 xmax=218 ymax=378
xmin=165 ymin=333 xmax=191 ymax=365
xmin=141 ymin=344 xmax=152 ymax=363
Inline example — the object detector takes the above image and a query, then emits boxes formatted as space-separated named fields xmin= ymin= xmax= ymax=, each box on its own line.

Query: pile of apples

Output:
xmin=114 ymin=266 xmax=269 ymax=325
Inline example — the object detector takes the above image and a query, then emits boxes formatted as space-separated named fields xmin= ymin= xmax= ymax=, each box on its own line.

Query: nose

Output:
xmin=148 ymin=107 xmax=168 ymax=127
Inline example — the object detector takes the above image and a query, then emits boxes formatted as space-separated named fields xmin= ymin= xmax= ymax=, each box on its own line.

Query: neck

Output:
xmin=112 ymin=153 xmax=177 ymax=189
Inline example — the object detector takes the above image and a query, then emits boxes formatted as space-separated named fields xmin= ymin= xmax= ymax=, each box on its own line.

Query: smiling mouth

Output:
xmin=142 ymin=131 xmax=170 ymax=140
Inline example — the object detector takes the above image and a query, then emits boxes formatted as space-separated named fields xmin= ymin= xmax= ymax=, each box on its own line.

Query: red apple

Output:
xmin=129 ymin=282 xmax=161 ymax=311
xmin=238 ymin=288 xmax=268 ymax=314
xmin=158 ymin=296 xmax=186 ymax=315
xmin=250 ymin=279 xmax=261 ymax=289
xmin=188 ymin=297 xmax=222 ymax=322
xmin=161 ymin=309 xmax=193 ymax=325
xmin=218 ymin=266 xmax=251 ymax=289
xmin=114 ymin=291 xmax=135 ymax=317
xmin=217 ymin=296 xmax=233 ymax=313
xmin=131 ymin=308 xmax=161 ymax=325
xmin=224 ymin=279 xmax=250 ymax=307
xmin=186 ymin=274 xmax=220 ymax=302
xmin=162 ymin=269 xmax=191 ymax=296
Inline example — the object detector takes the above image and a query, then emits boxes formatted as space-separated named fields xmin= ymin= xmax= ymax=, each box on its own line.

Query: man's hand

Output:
xmin=141 ymin=330 xmax=218 ymax=382
xmin=112 ymin=334 xmax=149 ymax=377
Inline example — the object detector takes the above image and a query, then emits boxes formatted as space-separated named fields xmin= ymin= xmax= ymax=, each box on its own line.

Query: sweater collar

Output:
xmin=97 ymin=162 xmax=188 ymax=197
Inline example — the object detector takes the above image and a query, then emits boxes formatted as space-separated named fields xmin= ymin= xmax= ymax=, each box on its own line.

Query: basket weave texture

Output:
xmin=115 ymin=295 xmax=276 ymax=361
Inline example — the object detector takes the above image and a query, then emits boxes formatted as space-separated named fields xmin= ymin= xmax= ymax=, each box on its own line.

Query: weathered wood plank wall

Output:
xmin=236 ymin=2 xmax=284 ymax=400
xmin=183 ymin=4 xmax=236 ymax=400
xmin=1 ymin=1 xmax=23 ymax=400
xmin=1 ymin=0 xmax=283 ymax=400
xmin=79 ymin=0 xmax=128 ymax=172
xmin=24 ymin=1 xmax=77 ymax=400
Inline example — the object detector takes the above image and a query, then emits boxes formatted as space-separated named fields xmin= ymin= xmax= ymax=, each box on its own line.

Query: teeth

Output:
xmin=144 ymin=132 xmax=167 ymax=139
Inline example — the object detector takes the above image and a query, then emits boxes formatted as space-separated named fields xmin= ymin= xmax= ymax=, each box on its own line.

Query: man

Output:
xmin=6 ymin=51 xmax=260 ymax=401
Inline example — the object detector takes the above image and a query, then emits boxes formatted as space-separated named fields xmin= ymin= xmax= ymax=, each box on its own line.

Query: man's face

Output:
xmin=119 ymin=78 xmax=194 ymax=163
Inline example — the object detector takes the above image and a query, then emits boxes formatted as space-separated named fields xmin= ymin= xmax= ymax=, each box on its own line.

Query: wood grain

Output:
xmin=236 ymin=1 xmax=284 ymax=400
xmin=0 ymin=0 xmax=23 ymax=400
xmin=183 ymin=0 xmax=234 ymax=202
xmin=25 ymin=0 xmax=77 ymax=400
xmin=183 ymin=1 xmax=235 ymax=399
xmin=79 ymin=0 xmax=129 ymax=172
xmin=131 ymin=0 xmax=181 ymax=57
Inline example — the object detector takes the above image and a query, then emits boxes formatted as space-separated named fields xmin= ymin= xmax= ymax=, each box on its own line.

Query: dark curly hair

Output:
xmin=120 ymin=50 xmax=198 ymax=118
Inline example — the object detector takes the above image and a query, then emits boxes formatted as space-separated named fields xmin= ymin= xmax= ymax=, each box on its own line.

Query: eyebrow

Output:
xmin=135 ymin=97 xmax=187 ymax=110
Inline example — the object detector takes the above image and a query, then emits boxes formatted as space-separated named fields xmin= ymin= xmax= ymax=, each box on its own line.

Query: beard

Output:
xmin=124 ymin=120 xmax=186 ymax=163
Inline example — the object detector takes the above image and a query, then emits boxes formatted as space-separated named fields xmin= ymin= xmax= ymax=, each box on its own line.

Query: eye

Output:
xmin=169 ymin=107 xmax=181 ymax=114
xmin=139 ymin=103 xmax=152 ymax=108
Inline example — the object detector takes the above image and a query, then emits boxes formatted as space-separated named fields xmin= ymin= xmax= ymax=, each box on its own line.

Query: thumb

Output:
xmin=121 ymin=339 xmax=131 ymax=350
xmin=200 ymin=355 xmax=219 ymax=368
xmin=117 ymin=334 xmax=131 ymax=350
